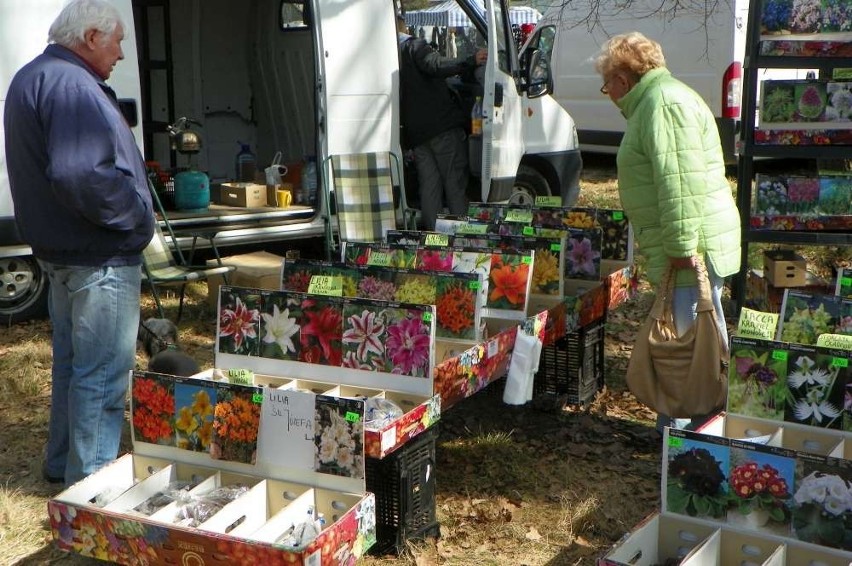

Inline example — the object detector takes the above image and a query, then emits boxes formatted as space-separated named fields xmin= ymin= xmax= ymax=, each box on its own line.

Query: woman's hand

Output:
xmin=669 ymin=255 xmax=698 ymax=270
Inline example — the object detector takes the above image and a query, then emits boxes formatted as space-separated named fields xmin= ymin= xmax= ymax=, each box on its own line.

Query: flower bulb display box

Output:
xmin=599 ymin=511 xmax=852 ymax=566
xmin=662 ymin=423 xmax=852 ymax=554
xmin=48 ymin=371 xmax=378 ymax=565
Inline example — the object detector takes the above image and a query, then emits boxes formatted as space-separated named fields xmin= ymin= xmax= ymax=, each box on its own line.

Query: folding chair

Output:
xmin=322 ymin=151 xmax=416 ymax=259
xmin=142 ymin=180 xmax=236 ymax=321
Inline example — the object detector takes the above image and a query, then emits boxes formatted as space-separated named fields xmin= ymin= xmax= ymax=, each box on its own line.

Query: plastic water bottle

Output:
xmin=235 ymin=142 xmax=256 ymax=182
xmin=471 ymin=96 xmax=483 ymax=136
xmin=301 ymin=156 xmax=318 ymax=207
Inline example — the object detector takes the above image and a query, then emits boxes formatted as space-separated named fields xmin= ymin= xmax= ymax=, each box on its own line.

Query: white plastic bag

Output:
xmin=504 ymin=328 xmax=541 ymax=405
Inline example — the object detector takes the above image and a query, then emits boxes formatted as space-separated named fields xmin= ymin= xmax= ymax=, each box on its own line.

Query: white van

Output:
xmin=522 ymin=0 xmax=809 ymax=163
xmin=0 ymin=0 xmax=580 ymax=322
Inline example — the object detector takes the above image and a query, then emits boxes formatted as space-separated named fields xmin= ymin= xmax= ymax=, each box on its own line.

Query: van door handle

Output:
xmin=494 ymin=83 xmax=503 ymax=108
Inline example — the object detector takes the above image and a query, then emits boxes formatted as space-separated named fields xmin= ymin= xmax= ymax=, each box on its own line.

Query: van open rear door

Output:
xmin=313 ymin=0 xmax=400 ymax=163
xmin=480 ymin=0 xmax=524 ymax=202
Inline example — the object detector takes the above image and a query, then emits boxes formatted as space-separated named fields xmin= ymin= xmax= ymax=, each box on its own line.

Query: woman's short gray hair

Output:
xmin=48 ymin=0 xmax=123 ymax=48
xmin=594 ymin=31 xmax=666 ymax=79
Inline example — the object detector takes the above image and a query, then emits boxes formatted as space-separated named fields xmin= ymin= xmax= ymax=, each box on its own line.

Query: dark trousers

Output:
xmin=413 ymin=127 xmax=469 ymax=230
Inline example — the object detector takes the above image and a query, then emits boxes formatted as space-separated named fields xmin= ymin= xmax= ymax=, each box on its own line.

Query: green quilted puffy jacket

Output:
xmin=615 ymin=67 xmax=741 ymax=286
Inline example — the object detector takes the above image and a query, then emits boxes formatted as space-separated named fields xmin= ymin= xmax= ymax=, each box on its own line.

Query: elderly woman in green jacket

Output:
xmin=594 ymin=32 xmax=741 ymax=432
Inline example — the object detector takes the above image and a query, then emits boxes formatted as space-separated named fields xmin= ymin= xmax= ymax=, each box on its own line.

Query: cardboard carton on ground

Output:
xmin=207 ymin=251 xmax=284 ymax=306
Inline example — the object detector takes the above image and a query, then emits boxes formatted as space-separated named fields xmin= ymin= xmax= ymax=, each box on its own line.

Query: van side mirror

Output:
xmin=117 ymin=98 xmax=138 ymax=127
xmin=525 ymin=49 xmax=552 ymax=99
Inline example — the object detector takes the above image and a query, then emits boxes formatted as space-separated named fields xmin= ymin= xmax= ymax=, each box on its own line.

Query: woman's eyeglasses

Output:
xmin=600 ymin=78 xmax=612 ymax=95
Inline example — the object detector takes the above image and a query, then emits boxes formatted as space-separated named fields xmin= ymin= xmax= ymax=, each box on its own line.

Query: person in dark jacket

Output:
xmin=4 ymin=0 xmax=154 ymax=485
xmin=397 ymin=15 xmax=486 ymax=230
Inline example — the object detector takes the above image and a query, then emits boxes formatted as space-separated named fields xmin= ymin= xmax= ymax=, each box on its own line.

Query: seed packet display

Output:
xmin=131 ymin=371 xmax=177 ymax=447
xmin=777 ymin=289 xmax=852 ymax=344
xmin=210 ymin=381 xmax=262 ymax=465
xmin=172 ymin=378 xmax=218 ymax=453
xmin=485 ymin=251 xmax=534 ymax=318
xmin=790 ymin=454 xmax=852 ymax=551
xmin=726 ymin=440 xmax=796 ymax=537
xmin=784 ymin=344 xmax=847 ymax=430
xmin=664 ymin=429 xmax=731 ymax=522
xmin=564 ymin=228 xmax=602 ymax=281
xmin=595 ymin=208 xmax=631 ymax=261
xmin=314 ymin=395 xmax=365 ymax=479
xmin=342 ymin=241 xmax=417 ymax=269
xmin=818 ymin=175 xmax=852 ymax=216
xmin=433 ymin=272 xmax=481 ymax=341
xmin=836 ymin=267 xmax=852 ymax=298
xmin=729 ymin=337 xmax=790 ymax=422
xmin=341 ymin=299 xmax=433 ymax=378
xmin=451 ymin=248 xmax=492 ymax=312
xmin=217 ymin=286 xmax=262 ymax=356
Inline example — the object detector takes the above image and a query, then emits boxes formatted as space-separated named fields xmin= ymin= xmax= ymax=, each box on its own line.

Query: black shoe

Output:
xmin=42 ymin=466 xmax=64 ymax=484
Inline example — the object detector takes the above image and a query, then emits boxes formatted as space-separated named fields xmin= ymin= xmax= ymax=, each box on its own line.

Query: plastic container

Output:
xmin=173 ymin=169 xmax=210 ymax=212
xmin=235 ymin=142 xmax=257 ymax=182
xmin=301 ymin=156 xmax=318 ymax=207
xmin=471 ymin=96 xmax=483 ymax=136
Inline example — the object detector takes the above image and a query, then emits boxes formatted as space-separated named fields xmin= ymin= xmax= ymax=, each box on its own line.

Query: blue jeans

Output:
xmin=40 ymin=261 xmax=141 ymax=485
xmin=655 ymin=268 xmax=728 ymax=433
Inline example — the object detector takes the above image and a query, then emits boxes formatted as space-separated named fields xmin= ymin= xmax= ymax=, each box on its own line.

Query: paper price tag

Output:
xmin=424 ymin=233 xmax=449 ymax=247
xmin=487 ymin=339 xmax=498 ymax=358
xmin=308 ymin=275 xmax=343 ymax=296
xmin=345 ymin=411 xmax=361 ymax=423
xmin=458 ymin=223 xmax=488 ymax=235
xmin=228 ymin=369 xmax=254 ymax=385
xmin=612 ymin=211 xmax=624 ymax=221
xmin=832 ymin=357 xmax=849 ymax=368
xmin=534 ymin=196 xmax=562 ymax=207
xmin=468 ymin=281 xmax=481 ymax=290
xmin=522 ymin=226 xmax=535 ymax=236
xmin=505 ymin=209 xmax=533 ymax=223
xmin=521 ymin=255 xmax=533 ymax=264
xmin=422 ymin=312 xmax=433 ymax=322
xmin=367 ymin=250 xmax=392 ymax=266
xmin=771 ymin=350 xmax=788 ymax=361
xmin=550 ymin=243 xmax=562 ymax=252
xmin=842 ymin=276 xmax=852 ymax=288
xmin=251 ymin=393 xmax=264 ymax=404
xmin=668 ymin=436 xmax=684 ymax=448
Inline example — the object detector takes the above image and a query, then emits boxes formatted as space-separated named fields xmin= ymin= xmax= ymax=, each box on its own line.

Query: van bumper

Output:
xmin=489 ymin=149 xmax=583 ymax=205
xmin=717 ymin=117 xmax=738 ymax=165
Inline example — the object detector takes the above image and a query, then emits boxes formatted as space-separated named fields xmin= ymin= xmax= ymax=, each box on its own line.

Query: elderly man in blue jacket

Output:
xmin=4 ymin=0 xmax=154 ymax=486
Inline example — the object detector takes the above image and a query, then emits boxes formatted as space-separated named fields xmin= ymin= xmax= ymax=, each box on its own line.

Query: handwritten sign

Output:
xmin=535 ymin=196 xmax=562 ymax=207
xmin=817 ymin=333 xmax=852 ymax=350
xmin=424 ymin=233 xmax=450 ymax=247
xmin=227 ymin=369 xmax=254 ymax=385
xmin=308 ymin=275 xmax=343 ymax=296
xmin=367 ymin=250 xmax=392 ymax=267
xmin=457 ymin=223 xmax=488 ymax=235
xmin=737 ymin=308 xmax=779 ymax=340
xmin=256 ymin=388 xmax=316 ymax=469
xmin=505 ymin=209 xmax=533 ymax=223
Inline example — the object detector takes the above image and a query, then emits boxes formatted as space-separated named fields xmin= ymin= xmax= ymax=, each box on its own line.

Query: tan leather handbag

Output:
xmin=625 ymin=258 xmax=728 ymax=418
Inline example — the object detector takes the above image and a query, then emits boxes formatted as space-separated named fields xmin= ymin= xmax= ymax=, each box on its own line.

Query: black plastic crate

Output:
xmin=533 ymin=317 xmax=606 ymax=404
xmin=365 ymin=426 xmax=439 ymax=554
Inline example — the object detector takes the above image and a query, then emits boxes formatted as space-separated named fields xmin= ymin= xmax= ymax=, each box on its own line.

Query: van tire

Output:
xmin=0 ymin=255 xmax=49 ymax=325
xmin=509 ymin=165 xmax=549 ymax=205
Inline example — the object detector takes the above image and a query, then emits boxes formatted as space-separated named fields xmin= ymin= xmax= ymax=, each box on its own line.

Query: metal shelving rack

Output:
xmin=732 ymin=0 xmax=852 ymax=310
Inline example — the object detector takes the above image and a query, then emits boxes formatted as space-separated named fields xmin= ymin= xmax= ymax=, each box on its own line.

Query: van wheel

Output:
xmin=509 ymin=165 xmax=549 ymax=205
xmin=0 ymin=255 xmax=49 ymax=324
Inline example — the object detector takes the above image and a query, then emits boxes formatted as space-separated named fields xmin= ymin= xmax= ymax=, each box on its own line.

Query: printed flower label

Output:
xmin=424 ymin=233 xmax=450 ymax=247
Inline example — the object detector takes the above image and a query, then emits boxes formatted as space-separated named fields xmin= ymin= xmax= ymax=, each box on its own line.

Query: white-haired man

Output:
xmin=4 ymin=0 xmax=154 ymax=485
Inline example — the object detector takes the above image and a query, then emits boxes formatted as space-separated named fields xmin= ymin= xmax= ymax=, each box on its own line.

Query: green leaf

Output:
xmin=769 ymin=506 xmax=785 ymax=522
xmin=667 ymin=483 xmax=690 ymax=513
xmin=693 ymin=495 xmax=711 ymax=517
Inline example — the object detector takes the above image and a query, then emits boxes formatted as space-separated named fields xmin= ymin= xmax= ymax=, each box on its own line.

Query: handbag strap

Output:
xmin=649 ymin=256 xmax=715 ymax=320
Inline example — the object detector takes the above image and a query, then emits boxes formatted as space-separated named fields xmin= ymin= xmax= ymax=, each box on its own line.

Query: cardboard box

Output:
xmin=219 ymin=182 xmax=267 ymax=208
xmin=207 ymin=251 xmax=284 ymax=306
xmin=763 ymin=250 xmax=807 ymax=287
xmin=48 ymin=371 xmax=378 ymax=565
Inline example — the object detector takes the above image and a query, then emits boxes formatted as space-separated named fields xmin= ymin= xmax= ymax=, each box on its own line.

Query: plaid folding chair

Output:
xmin=323 ymin=152 xmax=416 ymax=259
xmin=142 ymin=180 xmax=235 ymax=321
